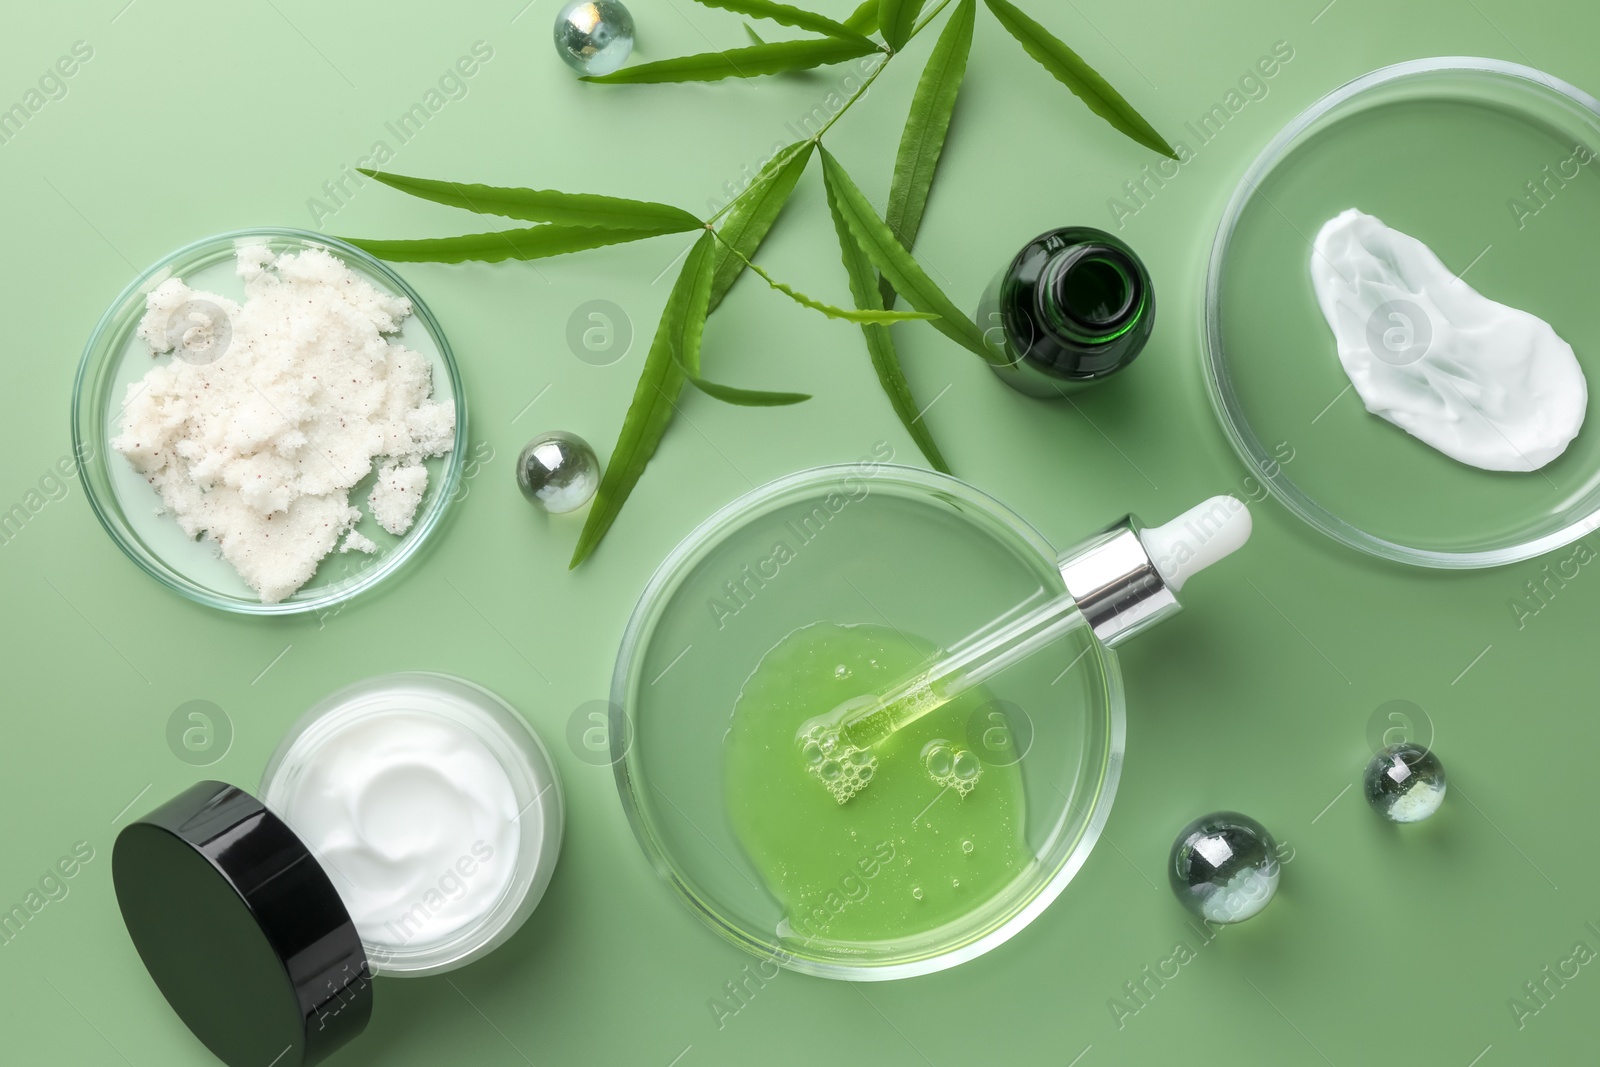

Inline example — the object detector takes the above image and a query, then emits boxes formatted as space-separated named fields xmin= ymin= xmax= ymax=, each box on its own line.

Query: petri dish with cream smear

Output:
xmin=1205 ymin=58 xmax=1600 ymax=568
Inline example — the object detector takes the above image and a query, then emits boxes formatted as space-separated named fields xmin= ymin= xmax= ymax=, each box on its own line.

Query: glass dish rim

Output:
xmin=1202 ymin=56 xmax=1600 ymax=569
xmin=609 ymin=463 xmax=1127 ymax=981
xmin=259 ymin=671 xmax=564 ymax=977
xmin=70 ymin=226 xmax=467 ymax=614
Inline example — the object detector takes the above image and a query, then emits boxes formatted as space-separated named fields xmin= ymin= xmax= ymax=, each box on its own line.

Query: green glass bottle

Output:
xmin=978 ymin=227 xmax=1155 ymax=398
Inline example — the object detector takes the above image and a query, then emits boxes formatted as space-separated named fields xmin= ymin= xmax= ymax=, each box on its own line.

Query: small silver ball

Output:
xmin=554 ymin=0 xmax=636 ymax=77
xmin=517 ymin=431 xmax=600 ymax=514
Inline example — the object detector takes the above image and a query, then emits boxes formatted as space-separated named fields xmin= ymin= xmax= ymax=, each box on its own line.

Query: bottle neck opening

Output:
xmin=1041 ymin=247 xmax=1144 ymax=344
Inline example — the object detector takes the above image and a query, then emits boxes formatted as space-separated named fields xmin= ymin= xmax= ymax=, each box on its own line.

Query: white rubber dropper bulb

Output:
xmin=1138 ymin=495 xmax=1253 ymax=593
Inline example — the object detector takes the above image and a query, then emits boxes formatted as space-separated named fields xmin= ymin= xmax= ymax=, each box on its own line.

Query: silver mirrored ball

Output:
xmin=554 ymin=0 xmax=636 ymax=77
xmin=517 ymin=431 xmax=600 ymax=514
xmin=1364 ymin=743 xmax=1447 ymax=823
xmin=1169 ymin=811 xmax=1281 ymax=924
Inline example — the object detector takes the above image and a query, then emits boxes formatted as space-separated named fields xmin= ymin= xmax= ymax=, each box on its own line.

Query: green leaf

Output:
xmin=685 ymin=374 xmax=811 ymax=406
xmin=691 ymin=0 xmax=876 ymax=45
xmin=743 ymin=22 xmax=767 ymax=45
xmin=571 ymin=232 xmax=718 ymax=568
xmin=583 ymin=37 xmax=879 ymax=83
xmin=819 ymin=147 xmax=997 ymax=363
xmin=678 ymin=232 xmax=812 ymax=406
xmin=355 ymin=170 xmax=703 ymax=230
xmin=708 ymin=141 xmax=814 ymax=312
xmin=844 ymin=0 xmax=879 ymax=33
xmin=982 ymin=0 xmax=1176 ymax=158
xmin=825 ymin=174 xmax=951 ymax=472
xmin=343 ymin=223 xmax=690 ymax=264
xmin=879 ymin=0 xmax=926 ymax=49
xmin=880 ymin=0 xmax=974 ymax=307
xmin=713 ymin=232 xmax=937 ymax=324
xmin=673 ymin=234 xmax=719 ymax=380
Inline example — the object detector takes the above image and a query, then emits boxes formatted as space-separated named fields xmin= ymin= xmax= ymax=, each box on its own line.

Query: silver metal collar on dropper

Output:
xmin=1058 ymin=496 xmax=1253 ymax=648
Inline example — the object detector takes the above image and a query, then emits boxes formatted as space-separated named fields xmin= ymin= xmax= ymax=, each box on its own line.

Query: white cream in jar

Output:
xmin=261 ymin=674 xmax=561 ymax=975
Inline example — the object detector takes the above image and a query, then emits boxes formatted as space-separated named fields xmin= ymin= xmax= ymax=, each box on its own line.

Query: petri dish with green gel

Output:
xmin=72 ymin=228 xmax=465 ymax=614
xmin=1205 ymin=58 xmax=1600 ymax=568
xmin=612 ymin=466 xmax=1124 ymax=980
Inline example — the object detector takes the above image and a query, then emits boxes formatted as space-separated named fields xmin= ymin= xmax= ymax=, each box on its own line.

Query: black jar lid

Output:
xmin=112 ymin=781 xmax=372 ymax=1067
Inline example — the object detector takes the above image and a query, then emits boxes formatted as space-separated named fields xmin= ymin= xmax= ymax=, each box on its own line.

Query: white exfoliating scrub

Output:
xmin=268 ymin=710 xmax=521 ymax=951
xmin=112 ymin=245 xmax=455 ymax=602
xmin=1310 ymin=209 xmax=1587 ymax=472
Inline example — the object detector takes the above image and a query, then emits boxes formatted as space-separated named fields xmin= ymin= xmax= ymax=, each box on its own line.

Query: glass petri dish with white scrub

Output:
xmin=72 ymin=228 xmax=465 ymax=613
xmin=612 ymin=464 xmax=1249 ymax=980
xmin=1205 ymin=58 xmax=1600 ymax=568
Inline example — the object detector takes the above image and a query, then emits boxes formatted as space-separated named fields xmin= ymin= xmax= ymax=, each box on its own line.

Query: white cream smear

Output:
xmin=1310 ymin=209 xmax=1587 ymax=472
xmin=112 ymin=246 xmax=455 ymax=602
xmin=269 ymin=711 xmax=520 ymax=950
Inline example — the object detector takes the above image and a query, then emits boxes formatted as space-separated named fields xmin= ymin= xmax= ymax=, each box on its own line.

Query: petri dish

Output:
xmin=1204 ymin=58 xmax=1600 ymax=568
xmin=72 ymin=228 xmax=465 ymax=613
xmin=611 ymin=465 xmax=1124 ymax=980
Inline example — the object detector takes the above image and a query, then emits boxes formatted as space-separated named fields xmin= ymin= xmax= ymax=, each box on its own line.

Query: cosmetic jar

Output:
xmin=259 ymin=673 xmax=562 ymax=975
xmin=112 ymin=673 xmax=563 ymax=1067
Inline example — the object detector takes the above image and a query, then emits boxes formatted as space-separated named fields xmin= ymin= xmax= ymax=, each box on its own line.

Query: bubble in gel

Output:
xmin=921 ymin=739 xmax=982 ymax=796
xmin=912 ymin=887 xmax=924 ymax=901
xmin=799 ymin=722 xmax=878 ymax=804
xmin=961 ymin=840 xmax=974 ymax=854
xmin=834 ymin=664 xmax=850 ymax=679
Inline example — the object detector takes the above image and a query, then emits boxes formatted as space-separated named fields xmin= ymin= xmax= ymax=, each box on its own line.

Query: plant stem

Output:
xmin=910 ymin=0 xmax=958 ymax=38
xmin=704 ymin=2 xmax=960 ymax=230
xmin=813 ymin=52 xmax=889 ymax=139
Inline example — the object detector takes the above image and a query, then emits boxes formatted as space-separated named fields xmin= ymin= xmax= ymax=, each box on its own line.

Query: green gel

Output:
xmin=724 ymin=622 xmax=1032 ymax=947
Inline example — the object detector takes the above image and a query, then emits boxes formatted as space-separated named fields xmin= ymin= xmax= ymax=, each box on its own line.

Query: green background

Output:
xmin=1 ymin=1 xmax=1595 ymax=1064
